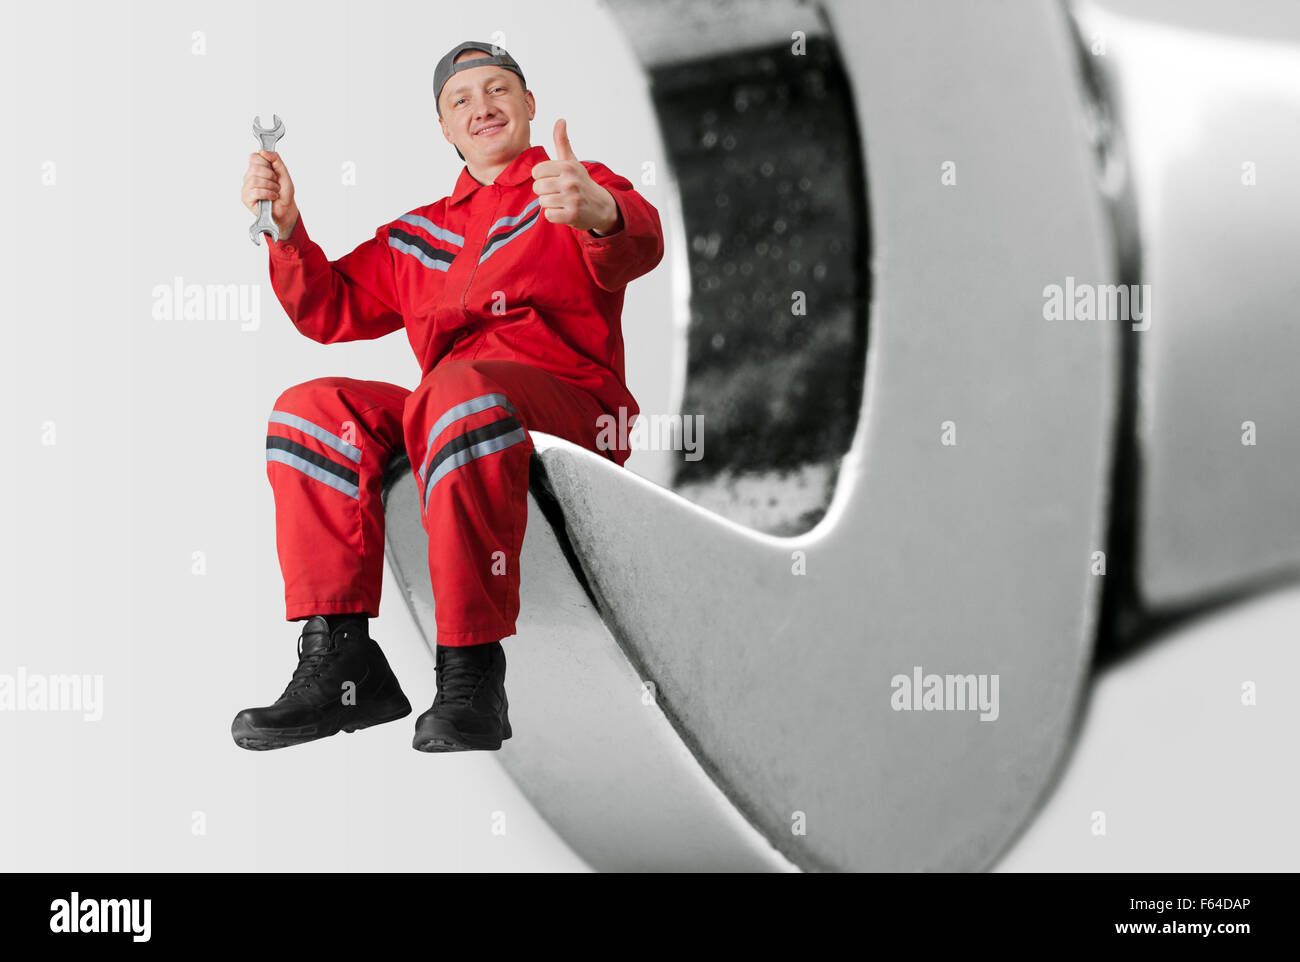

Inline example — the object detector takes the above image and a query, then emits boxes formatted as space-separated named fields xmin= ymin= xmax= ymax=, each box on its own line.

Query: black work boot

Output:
xmin=412 ymin=641 xmax=512 ymax=752
xmin=231 ymin=615 xmax=412 ymax=750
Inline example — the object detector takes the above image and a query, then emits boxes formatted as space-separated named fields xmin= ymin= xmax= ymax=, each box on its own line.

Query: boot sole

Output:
xmin=232 ymin=696 xmax=412 ymax=751
xmin=412 ymin=715 xmax=512 ymax=753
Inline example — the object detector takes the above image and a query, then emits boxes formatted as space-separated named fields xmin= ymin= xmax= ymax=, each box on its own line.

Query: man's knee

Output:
xmin=271 ymin=376 xmax=363 ymax=416
xmin=408 ymin=360 xmax=503 ymax=401
xmin=404 ymin=362 xmax=521 ymax=443
xmin=403 ymin=362 xmax=533 ymax=487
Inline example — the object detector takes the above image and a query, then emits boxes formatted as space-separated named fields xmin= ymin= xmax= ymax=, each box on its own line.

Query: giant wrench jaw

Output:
xmin=384 ymin=0 xmax=1118 ymax=871
xmin=375 ymin=0 xmax=1300 ymax=871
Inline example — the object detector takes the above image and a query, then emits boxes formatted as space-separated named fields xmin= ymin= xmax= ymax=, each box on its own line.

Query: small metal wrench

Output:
xmin=249 ymin=114 xmax=286 ymax=245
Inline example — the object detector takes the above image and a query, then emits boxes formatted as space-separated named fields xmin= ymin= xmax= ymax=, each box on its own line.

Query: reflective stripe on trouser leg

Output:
xmin=265 ymin=378 xmax=410 ymax=621
xmin=420 ymin=399 xmax=528 ymax=515
xmin=402 ymin=359 xmax=618 ymax=646
xmin=414 ymin=394 xmax=531 ymax=645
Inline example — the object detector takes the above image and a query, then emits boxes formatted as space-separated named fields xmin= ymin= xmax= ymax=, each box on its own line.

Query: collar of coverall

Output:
xmin=450 ymin=144 xmax=551 ymax=207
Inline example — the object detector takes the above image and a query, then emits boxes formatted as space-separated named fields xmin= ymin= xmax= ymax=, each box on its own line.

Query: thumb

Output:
xmin=554 ymin=118 xmax=578 ymax=162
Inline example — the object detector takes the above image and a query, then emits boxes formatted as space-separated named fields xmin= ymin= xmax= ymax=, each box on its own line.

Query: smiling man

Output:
xmin=233 ymin=41 xmax=664 ymax=753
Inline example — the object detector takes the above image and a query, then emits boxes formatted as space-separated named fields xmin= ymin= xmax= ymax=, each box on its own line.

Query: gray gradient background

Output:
xmin=0 ymin=0 xmax=1295 ymax=871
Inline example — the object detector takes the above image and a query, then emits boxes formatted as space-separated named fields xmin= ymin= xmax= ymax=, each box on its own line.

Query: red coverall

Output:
xmin=263 ymin=144 xmax=664 ymax=645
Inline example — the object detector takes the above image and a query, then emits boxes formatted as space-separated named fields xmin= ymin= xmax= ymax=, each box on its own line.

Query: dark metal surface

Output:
xmin=648 ymin=37 xmax=868 ymax=535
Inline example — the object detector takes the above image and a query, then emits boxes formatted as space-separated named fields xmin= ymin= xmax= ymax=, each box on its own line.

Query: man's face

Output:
xmin=438 ymin=51 xmax=534 ymax=167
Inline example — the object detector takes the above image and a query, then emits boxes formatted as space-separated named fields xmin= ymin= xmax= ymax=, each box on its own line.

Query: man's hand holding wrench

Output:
xmin=243 ymin=115 xmax=299 ymax=245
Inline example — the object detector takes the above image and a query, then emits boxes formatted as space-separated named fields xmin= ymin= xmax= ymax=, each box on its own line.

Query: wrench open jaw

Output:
xmin=250 ymin=114 xmax=286 ymax=245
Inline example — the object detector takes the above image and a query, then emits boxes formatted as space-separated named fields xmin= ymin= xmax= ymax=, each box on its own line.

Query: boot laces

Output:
xmin=436 ymin=656 xmax=491 ymax=707
xmin=280 ymin=628 xmax=341 ymax=699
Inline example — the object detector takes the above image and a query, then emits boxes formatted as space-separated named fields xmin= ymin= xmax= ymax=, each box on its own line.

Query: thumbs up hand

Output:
xmin=531 ymin=118 xmax=621 ymax=235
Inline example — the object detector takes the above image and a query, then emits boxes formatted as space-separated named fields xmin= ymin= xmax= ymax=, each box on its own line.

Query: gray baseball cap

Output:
xmin=433 ymin=41 xmax=527 ymax=116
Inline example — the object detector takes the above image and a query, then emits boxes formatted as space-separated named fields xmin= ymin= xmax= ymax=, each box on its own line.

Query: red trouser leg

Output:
xmin=402 ymin=359 xmax=616 ymax=647
xmin=265 ymin=377 xmax=410 ymax=621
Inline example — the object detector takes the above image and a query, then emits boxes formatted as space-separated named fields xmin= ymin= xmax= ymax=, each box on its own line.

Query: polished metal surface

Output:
xmin=1073 ymin=0 xmax=1300 ymax=612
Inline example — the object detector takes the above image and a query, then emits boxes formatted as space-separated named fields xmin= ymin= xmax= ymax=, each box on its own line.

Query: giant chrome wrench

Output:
xmin=383 ymin=0 xmax=1117 ymax=873
xmin=249 ymin=114 xmax=285 ymax=245
xmin=383 ymin=0 xmax=1300 ymax=871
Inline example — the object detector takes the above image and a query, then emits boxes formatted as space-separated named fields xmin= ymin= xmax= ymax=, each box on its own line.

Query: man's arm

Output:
xmin=573 ymin=162 xmax=665 ymax=293
xmin=266 ymin=215 xmax=405 ymax=344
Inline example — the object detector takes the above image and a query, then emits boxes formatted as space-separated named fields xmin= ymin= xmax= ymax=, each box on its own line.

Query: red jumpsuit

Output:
xmin=263 ymin=144 xmax=664 ymax=645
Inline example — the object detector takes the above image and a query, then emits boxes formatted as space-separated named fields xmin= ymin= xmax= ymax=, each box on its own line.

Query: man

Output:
xmin=231 ymin=41 xmax=664 ymax=753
